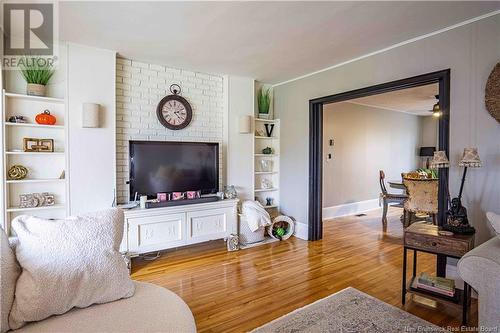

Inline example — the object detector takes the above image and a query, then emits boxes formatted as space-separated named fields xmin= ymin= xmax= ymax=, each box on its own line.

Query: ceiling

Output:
xmin=59 ymin=2 xmax=500 ymax=83
xmin=343 ymin=83 xmax=439 ymax=116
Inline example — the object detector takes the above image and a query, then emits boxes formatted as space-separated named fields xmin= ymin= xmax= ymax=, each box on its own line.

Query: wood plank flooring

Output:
xmin=131 ymin=207 xmax=477 ymax=332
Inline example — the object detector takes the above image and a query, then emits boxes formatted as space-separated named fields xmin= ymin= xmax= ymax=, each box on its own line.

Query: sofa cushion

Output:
xmin=487 ymin=212 xmax=500 ymax=236
xmin=13 ymin=282 xmax=196 ymax=333
xmin=0 ymin=229 xmax=20 ymax=333
xmin=9 ymin=209 xmax=135 ymax=330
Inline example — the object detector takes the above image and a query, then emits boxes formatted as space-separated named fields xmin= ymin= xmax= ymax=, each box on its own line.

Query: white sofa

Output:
xmin=1 ymin=229 xmax=196 ymax=333
xmin=458 ymin=236 xmax=500 ymax=330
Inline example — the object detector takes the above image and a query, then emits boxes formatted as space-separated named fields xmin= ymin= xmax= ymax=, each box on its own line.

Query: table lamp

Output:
xmin=430 ymin=150 xmax=450 ymax=204
xmin=429 ymin=150 xmax=450 ymax=169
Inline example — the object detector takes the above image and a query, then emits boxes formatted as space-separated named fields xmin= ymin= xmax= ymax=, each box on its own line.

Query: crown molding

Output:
xmin=273 ymin=10 xmax=500 ymax=88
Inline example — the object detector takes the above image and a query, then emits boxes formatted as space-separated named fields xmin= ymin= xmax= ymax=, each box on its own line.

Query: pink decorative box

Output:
xmin=157 ymin=193 xmax=168 ymax=202
xmin=186 ymin=190 xmax=201 ymax=199
xmin=172 ymin=192 xmax=185 ymax=201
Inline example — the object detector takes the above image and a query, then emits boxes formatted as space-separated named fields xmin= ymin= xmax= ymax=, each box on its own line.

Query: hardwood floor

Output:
xmin=131 ymin=207 xmax=477 ymax=332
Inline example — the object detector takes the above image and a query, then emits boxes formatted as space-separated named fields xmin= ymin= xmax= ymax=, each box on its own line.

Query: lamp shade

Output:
xmin=238 ymin=115 xmax=252 ymax=134
xmin=419 ymin=146 xmax=436 ymax=157
xmin=430 ymin=150 xmax=449 ymax=168
xmin=459 ymin=147 xmax=482 ymax=167
xmin=82 ymin=103 xmax=100 ymax=128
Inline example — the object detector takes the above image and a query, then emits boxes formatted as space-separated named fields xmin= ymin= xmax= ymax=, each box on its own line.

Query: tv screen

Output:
xmin=129 ymin=141 xmax=219 ymax=200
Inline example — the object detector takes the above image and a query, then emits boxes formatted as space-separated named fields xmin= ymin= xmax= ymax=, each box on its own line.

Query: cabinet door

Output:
xmin=128 ymin=213 xmax=185 ymax=253
xmin=186 ymin=207 xmax=234 ymax=244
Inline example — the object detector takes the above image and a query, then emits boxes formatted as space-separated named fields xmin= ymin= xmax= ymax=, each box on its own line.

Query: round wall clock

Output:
xmin=156 ymin=84 xmax=193 ymax=130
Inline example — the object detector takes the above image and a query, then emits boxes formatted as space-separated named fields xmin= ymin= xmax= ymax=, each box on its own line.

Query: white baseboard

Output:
xmin=323 ymin=198 xmax=380 ymax=220
xmin=293 ymin=222 xmax=308 ymax=240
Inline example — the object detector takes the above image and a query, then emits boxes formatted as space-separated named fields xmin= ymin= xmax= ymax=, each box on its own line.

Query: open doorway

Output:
xmin=322 ymin=83 xmax=440 ymax=227
xmin=308 ymin=70 xmax=450 ymax=244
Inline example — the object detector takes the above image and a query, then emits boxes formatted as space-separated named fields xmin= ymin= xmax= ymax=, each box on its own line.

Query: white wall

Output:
xmin=115 ymin=58 xmax=224 ymax=203
xmin=227 ymin=76 xmax=255 ymax=201
xmin=274 ymin=14 xmax=500 ymax=243
xmin=420 ymin=116 xmax=439 ymax=148
xmin=67 ymin=44 xmax=116 ymax=215
xmin=322 ymin=102 xmax=421 ymax=209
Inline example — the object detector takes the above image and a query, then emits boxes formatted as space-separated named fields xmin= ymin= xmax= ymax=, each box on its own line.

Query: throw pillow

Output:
xmin=487 ymin=212 xmax=500 ymax=236
xmin=9 ymin=209 xmax=134 ymax=329
xmin=0 ymin=228 xmax=21 ymax=333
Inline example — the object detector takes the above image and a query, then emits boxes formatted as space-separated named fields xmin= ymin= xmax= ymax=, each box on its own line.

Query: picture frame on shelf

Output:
xmin=23 ymin=138 xmax=54 ymax=152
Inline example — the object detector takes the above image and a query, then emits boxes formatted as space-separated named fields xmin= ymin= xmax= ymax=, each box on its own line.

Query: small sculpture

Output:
xmin=261 ymin=178 xmax=273 ymax=189
xmin=262 ymin=147 xmax=273 ymax=155
xmin=8 ymin=165 xmax=28 ymax=180
xmin=443 ymin=198 xmax=475 ymax=234
xmin=8 ymin=115 xmax=27 ymax=123
xmin=227 ymin=234 xmax=239 ymax=251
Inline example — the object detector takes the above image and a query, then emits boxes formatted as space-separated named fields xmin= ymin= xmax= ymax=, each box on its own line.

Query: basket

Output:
xmin=268 ymin=215 xmax=295 ymax=241
xmin=238 ymin=214 xmax=266 ymax=245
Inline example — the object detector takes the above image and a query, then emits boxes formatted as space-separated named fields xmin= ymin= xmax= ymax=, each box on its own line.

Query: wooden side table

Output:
xmin=402 ymin=222 xmax=474 ymax=326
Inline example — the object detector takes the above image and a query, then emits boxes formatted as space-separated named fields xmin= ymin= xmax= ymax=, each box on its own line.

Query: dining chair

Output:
xmin=379 ymin=170 xmax=407 ymax=229
xmin=402 ymin=174 xmax=438 ymax=227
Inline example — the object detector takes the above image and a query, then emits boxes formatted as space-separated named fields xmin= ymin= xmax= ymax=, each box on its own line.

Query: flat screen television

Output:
xmin=129 ymin=141 xmax=219 ymax=200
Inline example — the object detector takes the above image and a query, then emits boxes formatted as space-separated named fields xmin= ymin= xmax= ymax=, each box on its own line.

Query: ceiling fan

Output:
xmin=429 ymin=94 xmax=442 ymax=117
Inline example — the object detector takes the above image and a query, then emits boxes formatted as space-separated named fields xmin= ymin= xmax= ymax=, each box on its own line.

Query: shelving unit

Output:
xmin=2 ymin=90 xmax=68 ymax=233
xmin=253 ymin=118 xmax=280 ymax=213
xmin=5 ymin=122 xmax=65 ymax=129
xmin=6 ymin=178 xmax=65 ymax=184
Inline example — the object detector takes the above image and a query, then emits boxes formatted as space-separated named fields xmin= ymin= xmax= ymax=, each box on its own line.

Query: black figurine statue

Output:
xmin=443 ymin=198 xmax=475 ymax=234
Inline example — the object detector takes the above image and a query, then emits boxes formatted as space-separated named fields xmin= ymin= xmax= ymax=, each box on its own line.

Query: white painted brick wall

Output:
xmin=116 ymin=57 xmax=225 ymax=203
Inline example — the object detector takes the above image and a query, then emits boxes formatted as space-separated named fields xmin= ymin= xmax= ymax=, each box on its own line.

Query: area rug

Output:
xmin=251 ymin=287 xmax=445 ymax=333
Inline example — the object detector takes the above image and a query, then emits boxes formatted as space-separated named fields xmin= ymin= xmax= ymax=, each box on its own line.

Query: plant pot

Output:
xmin=258 ymin=113 xmax=270 ymax=119
xmin=27 ymin=83 xmax=46 ymax=96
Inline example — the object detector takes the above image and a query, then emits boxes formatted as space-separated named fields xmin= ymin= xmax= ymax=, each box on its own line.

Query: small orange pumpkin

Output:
xmin=35 ymin=110 xmax=57 ymax=125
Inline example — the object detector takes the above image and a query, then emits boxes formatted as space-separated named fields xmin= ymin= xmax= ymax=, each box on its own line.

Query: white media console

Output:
xmin=120 ymin=199 xmax=238 ymax=256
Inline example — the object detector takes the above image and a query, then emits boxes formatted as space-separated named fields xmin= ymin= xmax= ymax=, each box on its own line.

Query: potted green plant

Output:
xmin=257 ymin=87 xmax=271 ymax=119
xmin=19 ymin=58 xmax=55 ymax=97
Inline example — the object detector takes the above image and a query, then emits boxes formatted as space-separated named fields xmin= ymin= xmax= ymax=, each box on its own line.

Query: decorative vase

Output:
xmin=260 ymin=160 xmax=274 ymax=172
xmin=258 ymin=113 xmax=270 ymax=119
xmin=35 ymin=110 xmax=57 ymax=125
xmin=27 ymin=83 xmax=46 ymax=96
xmin=223 ymin=185 xmax=237 ymax=199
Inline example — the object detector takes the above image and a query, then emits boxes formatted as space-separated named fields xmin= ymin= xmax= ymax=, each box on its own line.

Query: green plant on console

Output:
xmin=416 ymin=168 xmax=438 ymax=179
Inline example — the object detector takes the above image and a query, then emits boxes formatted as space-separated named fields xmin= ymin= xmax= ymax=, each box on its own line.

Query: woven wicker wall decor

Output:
xmin=485 ymin=62 xmax=500 ymax=123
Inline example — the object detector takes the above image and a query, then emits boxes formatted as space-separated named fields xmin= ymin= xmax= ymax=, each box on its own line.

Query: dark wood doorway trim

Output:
xmin=308 ymin=69 xmax=450 ymax=246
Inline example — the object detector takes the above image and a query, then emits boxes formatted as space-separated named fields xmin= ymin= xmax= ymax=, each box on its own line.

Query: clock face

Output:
xmin=156 ymin=95 xmax=192 ymax=130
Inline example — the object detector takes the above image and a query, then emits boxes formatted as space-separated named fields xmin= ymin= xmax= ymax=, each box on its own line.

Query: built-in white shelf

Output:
xmin=4 ymin=92 xmax=65 ymax=104
xmin=253 ymin=115 xmax=280 ymax=212
xmin=4 ymin=122 xmax=64 ymax=129
xmin=254 ymin=188 xmax=279 ymax=193
xmin=6 ymin=178 xmax=65 ymax=184
xmin=5 ymin=151 xmax=65 ymax=155
xmin=254 ymin=118 xmax=278 ymax=123
xmin=2 ymin=89 xmax=68 ymax=234
xmin=6 ymin=204 xmax=65 ymax=213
